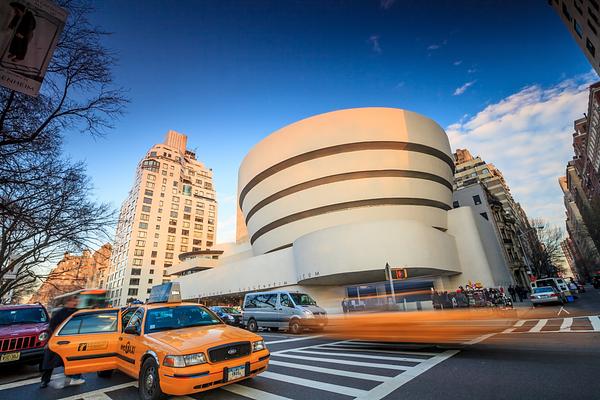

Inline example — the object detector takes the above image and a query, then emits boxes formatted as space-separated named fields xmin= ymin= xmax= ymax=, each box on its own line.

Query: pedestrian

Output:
xmin=40 ymin=296 xmax=86 ymax=389
xmin=341 ymin=298 xmax=348 ymax=314
xmin=515 ymin=285 xmax=524 ymax=302
xmin=508 ymin=285 xmax=516 ymax=302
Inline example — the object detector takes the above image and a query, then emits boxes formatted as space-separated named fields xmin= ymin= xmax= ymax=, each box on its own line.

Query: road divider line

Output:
xmin=222 ymin=383 xmax=293 ymax=400
xmin=530 ymin=319 xmax=548 ymax=333
xmin=265 ymin=335 xmax=324 ymax=344
xmin=58 ymin=382 xmax=137 ymax=400
xmin=294 ymin=349 xmax=424 ymax=363
xmin=0 ymin=373 xmax=63 ymax=391
xmin=260 ymin=371 xmax=368 ymax=397
xmin=559 ymin=317 xmax=573 ymax=331
xmin=353 ymin=350 xmax=460 ymax=400
xmin=589 ymin=316 xmax=600 ymax=331
xmin=272 ymin=353 xmax=410 ymax=370
xmin=268 ymin=359 xmax=388 ymax=382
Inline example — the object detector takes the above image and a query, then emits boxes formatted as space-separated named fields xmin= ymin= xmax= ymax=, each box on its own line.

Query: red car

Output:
xmin=0 ymin=304 xmax=50 ymax=366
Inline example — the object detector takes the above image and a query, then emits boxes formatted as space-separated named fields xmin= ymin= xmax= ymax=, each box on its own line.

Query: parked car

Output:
xmin=242 ymin=291 xmax=327 ymax=334
xmin=0 ymin=304 xmax=50 ymax=366
xmin=210 ymin=306 xmax=243 ymax=326
xmin=530 ymin=287 xmax=564 ymax=306
xmin=531 ymin=278 xmax=571 ymax=302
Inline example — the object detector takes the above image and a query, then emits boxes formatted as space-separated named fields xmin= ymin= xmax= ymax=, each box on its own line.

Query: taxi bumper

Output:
xmin=159 ymin=350 xmax=270 ymax=395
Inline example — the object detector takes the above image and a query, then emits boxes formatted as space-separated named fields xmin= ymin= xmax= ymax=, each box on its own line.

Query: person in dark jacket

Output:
xmin=40 ymin=296 xmax=85 ymax=389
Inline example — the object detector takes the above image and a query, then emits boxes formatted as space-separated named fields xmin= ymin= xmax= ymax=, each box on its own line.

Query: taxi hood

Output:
xmin=146 ymin=324 xmax=260 ymax=353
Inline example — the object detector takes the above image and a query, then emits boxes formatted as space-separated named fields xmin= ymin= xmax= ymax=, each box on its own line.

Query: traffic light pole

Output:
xmin=386 ymin=263 xmax=396 ymax=307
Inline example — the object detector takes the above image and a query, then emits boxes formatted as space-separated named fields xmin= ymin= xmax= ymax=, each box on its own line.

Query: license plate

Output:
xmin=0 ymin=352 xmax=20 ymax=363
xmin=227 ymin=365 xmax=245 ymax=381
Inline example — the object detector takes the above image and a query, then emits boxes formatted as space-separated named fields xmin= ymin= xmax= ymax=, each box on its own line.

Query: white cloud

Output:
xmin=467 ymin=68 xmax=477 ymax=74
xmin=446 ymin=71 xmax=599 ymax=229
xmin=453 ymin=80 xmax=476 ymax=96
xmin=380 ymin=0 xmax=396 ymax=9
xmin=216 ymin=211 xmax=237 ymax=244
xmin=427 ymin=44 xmax=440 ymax=50
xmin=453 ymin=60 xmax=463 ymax=66
xmin=368 ymin=35 xmax=382 ymax=54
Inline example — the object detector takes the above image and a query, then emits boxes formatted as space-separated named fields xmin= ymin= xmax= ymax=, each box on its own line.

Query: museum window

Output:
xmin=472 ymin=195 xmax=482 ymax=205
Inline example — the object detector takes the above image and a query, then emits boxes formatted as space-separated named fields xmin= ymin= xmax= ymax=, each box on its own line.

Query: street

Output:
xmin=1 ymin=289 xmax=599 ymax=400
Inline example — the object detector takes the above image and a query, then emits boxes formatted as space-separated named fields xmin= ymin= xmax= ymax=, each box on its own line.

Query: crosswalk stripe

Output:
xmin=272 ymin=353 xmax=410 ymax=370
xmin=82 ymin=393 xmax=112 ymax=400
xmin=294 ymin=349 xmax=424 ymax=363
xmin=268 ymin=359 xmax=388 ymax=382
xmin=222 ymin=383 xmax=293 ymax=400
xmin=560 ymin=318 xmax=573 ymax=331
xmin=589 ymin=316 xmax=600 ymax=331
xmin=503 ymin=319 xmax=525 ymax=333
xmin=318 ymin=345 xmax=435 ymax=357
xmin=0 ymin=373 xmax=63 ymax=391
xmin=259 ymin=371 xmax=368 ymax=397
xmin=530 ymin=319 xmax=548 ymax=333
xmin=58 ymin=382 xmax=137 ymax=400
xmin=265 ymin=335 xmax=324 ymax=345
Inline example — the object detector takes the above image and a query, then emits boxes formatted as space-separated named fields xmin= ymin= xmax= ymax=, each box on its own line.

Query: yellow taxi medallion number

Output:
xmin=0 ymin=352 xmax=20 ymax=363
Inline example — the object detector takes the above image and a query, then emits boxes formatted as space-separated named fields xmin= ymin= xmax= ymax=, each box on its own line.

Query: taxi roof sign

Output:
xmin=147 ymin=282 xmax=182 ymax=304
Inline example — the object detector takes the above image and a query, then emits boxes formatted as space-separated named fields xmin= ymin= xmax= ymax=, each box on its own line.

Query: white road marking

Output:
xmin=82 ymin=393 xmax=112 ymax=400
xmin=268 ymin=359 xmax=388 ymax=382
xmin=502 ymin=319 xmax=526 ymax=333
xmin=222 ymin=383 xmax=293 ymax=399
xmin=0 ymin=373 xmax=63 ymax=391
xmin=265 ymin=335 xmax=324 ymax=344
xmin=319 ymin=344 xmax=437 ymax=357
xmin=589 ymin=316 xmax=600 ymax=331
xmin=353 ymin=350 xmax=460 ymax=400
xmin=503 ymin=330 xmax=597 ymax=334
xmin=559 ymin=317 xmax=573 ymax=331
xmin=58 ymin=382 xmax=137 ymax=400
xmin=272 ymin=352 xmax=410 ymax=370
xmin=294 ymin=349 xmax=424 ymax=363
xmin=530 ymin=319 xmax=548 ymax=333
xmin=463 ymin=333 xmax=496 ymax=345
xmin=260 ymin=371 xmax=367 ymax=397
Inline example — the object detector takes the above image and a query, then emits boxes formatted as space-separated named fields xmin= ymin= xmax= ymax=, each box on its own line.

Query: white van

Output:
xmin=531 ymin=278 xmax=571 ymax=302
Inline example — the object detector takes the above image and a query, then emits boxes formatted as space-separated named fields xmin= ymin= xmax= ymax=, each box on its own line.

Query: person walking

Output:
xmin=40 ymin=296 xmax=85 ymax=389
xmin=508 ymin=285 xmax=516 ymax=302
xmin=515 ymin=285 xmax=524 ymax=302
xmin=341 ymin=298 xmax=348 ymax=314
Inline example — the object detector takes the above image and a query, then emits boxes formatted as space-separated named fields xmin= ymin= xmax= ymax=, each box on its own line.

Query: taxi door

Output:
xmin=116 ymin=307 xmax=145 ymax=377
xmin=48 ymin=309 xmax=121 ymax=375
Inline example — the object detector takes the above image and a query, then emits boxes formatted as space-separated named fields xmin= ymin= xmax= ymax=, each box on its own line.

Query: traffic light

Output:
xmin=390 ymin=268 xmax=408 ymax=280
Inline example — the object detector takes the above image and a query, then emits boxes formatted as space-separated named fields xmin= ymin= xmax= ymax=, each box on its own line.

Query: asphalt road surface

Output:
xmin=1 ymin=288 xmax=599 ymax=400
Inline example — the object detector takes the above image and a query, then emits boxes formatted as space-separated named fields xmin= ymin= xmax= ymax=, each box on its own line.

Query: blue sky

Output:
xmin=63 ymin=0 xmax=595 ymax=242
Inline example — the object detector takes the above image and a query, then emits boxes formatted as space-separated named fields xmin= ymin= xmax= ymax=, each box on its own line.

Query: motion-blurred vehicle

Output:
xmin=530 ymin=287 xmax=564 ymax=306
xmin=242 ymin=291 xmax=327 ymax=334
xmin=0 ymin=304 xmax=50 ymax=366
xmin=593 ymin=275 xmax=600 ymax=289
xmin=48 ymin=283 xmax=269 ymax=400
xmin=50 ymin=288 xmax=108 ymax=315
xmin=210 ymin=306 xmax=242 ymax=326
xmin=531 ymin=278 xmax=571 ymax=302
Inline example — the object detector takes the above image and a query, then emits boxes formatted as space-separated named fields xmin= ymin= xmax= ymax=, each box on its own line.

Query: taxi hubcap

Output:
xmin=145 ymin=368 xmax=155 ymax=393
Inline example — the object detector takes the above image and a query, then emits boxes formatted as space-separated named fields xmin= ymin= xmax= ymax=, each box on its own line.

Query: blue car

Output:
xmin=210 ymin=306 xmax=243 ymax=326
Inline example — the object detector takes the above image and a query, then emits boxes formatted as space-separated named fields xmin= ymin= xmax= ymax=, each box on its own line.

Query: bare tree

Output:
xmin=0 ymin=1 xmax=125 ymax=301
xmin=528 ymin=218 xmax=565 ymax=278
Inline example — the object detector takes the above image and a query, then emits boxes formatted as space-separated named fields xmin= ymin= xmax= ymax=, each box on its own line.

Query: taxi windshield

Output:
xmin=145 ymin=305 xmax=222 ymax=333
xmin=0 ymin=307 xmax=48 ymax=325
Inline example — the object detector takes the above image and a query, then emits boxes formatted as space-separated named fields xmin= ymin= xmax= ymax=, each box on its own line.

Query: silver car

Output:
xmin=242 ymin=291 xmax=328 ymax=334
xmin=530 ymin=287 xmax=564 ymax=306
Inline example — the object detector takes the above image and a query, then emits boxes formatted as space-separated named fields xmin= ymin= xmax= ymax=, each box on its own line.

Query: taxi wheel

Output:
xmin=289 ymin=320 xmax=301 ymax=334
xmin=247 ymin=319 xmax=258 ymax=332
xmin=140 ymin=358 xmax=165 ymax=400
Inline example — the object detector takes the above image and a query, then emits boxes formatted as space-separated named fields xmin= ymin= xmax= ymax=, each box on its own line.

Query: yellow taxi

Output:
xmin=48 ymin=283 xmax=270 ymax=400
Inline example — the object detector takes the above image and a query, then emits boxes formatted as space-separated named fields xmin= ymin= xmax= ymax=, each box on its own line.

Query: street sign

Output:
xmin=0 ymin=0 xmax=68 ymax=96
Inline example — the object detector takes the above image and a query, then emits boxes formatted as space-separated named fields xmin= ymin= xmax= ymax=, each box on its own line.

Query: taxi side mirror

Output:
xmin=124 ymin=324 xmax=140 ymax=335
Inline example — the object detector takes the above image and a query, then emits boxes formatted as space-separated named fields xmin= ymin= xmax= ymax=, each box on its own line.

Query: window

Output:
xmin=166 ymin=244 xmax=174 ymax=250
xmin=185 ymin=199 xmax=192 ymax=205
xmin=143 ymin=197 xmax=152 ymax=204
xmin=183 ymin=184 xmax=192 ymax=196
xmin=182 ymin=229 xmax=189 ymax=236
xmin=480 ymin=212 xmax=489 ymax=220
xmin=149 ymin=269 xmax=154 ymax=274
xmin=280 ymin=294 xmax=293 ymax=308
xmin=142 ymin=205 xmax=151 ymax=213
xmin=171 ymin=203 xmax=178 ymax=210
xmin=181 ymin=237 xmax=189 ymax=244
xmin=169 ymin=219 xmax=177 ymax=226
xmin=184 ymin=206 xmax=192 ymax=213
xmin=153 ymin=242 xmax=158 ymax=247
xmin=590 ymin=7 xmax=599 ymax=24
xmin=131 ymin=268 xmax=141 ymax=275
xmin=148 ymin=279 xmax=153 ymax=284
xmin=146 ymin=181 xmax=155 ymax=189
xmin=139 ymin=222 xmax=148 ymax=229
xmin=168 ymin=227 xmax=176 ymax=234
xmin=183 ymin=221 xmax=190 ymax=228
xmin=194 ymin=223 xmax=203 ymax=230
xmin=150 ymin=260 xmax=156 ymax=265
xmin=165 ymin=252 xmax=174 ymax=259
xmin=453 ymin=200 xmax=459 ymax=208
xmin=134 ymin=249 xmax=144 ymax=256
xmin=244 ymin=294 xmax=277 ymax=309
xmin=156 ymin=224 xmax=160 ymax=230
xmin=140 ymin=213 xmax=150 ymax=221
xmin=473 ymin=195 xmax=482 ymax=205
xmin=126 ymin=309 xmax=144 ymax=332
xmin=184 ymin=214 xmax=191 ymax=220
xmin=208 ymin=218 xmax=214 ymax=225
xmin=588 ymin=19 xmax=598 ymax=35
xmin=181 ymin=245 xmax=188 ymax=252
xmin=145 ymin=189 xmax=154 ymax=196
xmin=58 ymin=311 xmax=118 ymax=335
xmin=138 ymin=231 xmax=147 ymax=238
xmin=147 ymin=174 xmax=156 ymax=182
xmin=154 ymin=233 xmax=160 ymax=238
xmin=151 ymin=251 xmax=157 ymax=257
xmin=130 ymin=278 xmax=140 ymax=285
xmin=142 ymin=159 xmax=160 ymax=172
xmin=173 ymin=180 xmax=179 ymax=187
xmin=168 ymin=235 xmax=175 ymax=242
xmin=172 ymin=196 xmax=180 ymax=203
xmin=128 ymin=288 xmax=139 ymax=296
xmin=562 ymin=3 xmax=572 ymax=22
xmin=587 ymin=38 xmax=596 ymax=56
xmin=136 ymin=240 xmax=145 ymax=247
xmin=193 ymin=239 xmax=201 ymax=246
xmin=170 ymin=211 xmax=178 ymax=218
xmin=574 ymin=20 xmax=583 ymax=37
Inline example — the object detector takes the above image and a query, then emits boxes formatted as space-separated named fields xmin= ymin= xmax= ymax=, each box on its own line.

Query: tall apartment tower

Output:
xmin=551 ymin=0 xmax=600 ymax=76
xmin=106 ymin=131 xmax=217 ymax=306
xmin=453 ymin=149 xmax=534 ymax=286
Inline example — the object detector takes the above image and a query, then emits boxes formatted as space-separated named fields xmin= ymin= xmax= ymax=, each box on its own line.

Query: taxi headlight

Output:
xmin=252 ymin=340 xmax=266 ymax=352
xmin=163 ymin=352 xmax=206 ymax=368
xmin=38 ymin=332 xmax=49 ymax=342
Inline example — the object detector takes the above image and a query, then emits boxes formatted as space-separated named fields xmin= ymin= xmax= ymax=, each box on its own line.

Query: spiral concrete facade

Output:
xmin=174 ymin=107 xmax=514 ymax=313
xmin=238 ymin=108 xmax=455 ymax=255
